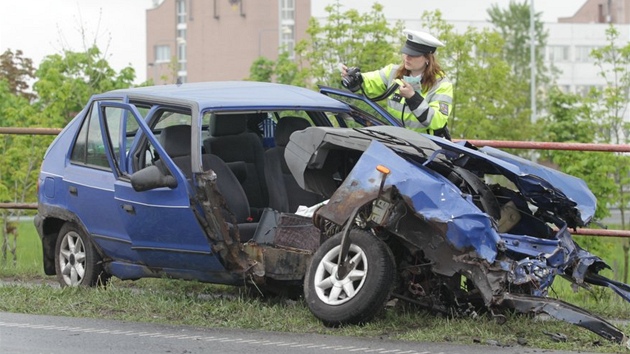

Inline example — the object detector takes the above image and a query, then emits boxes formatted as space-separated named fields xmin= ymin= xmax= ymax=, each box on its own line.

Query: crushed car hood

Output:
xmin=424 ymin=134 xmax=596 ymax=226
xmin=287 ymin=126 xmax=595 ymax=229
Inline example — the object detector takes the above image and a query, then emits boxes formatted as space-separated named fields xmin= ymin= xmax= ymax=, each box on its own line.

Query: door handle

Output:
xmin=69 ymin=186 xmax=78 ymax=196
xmin=122 ymin=204 xmax=135 ymax=214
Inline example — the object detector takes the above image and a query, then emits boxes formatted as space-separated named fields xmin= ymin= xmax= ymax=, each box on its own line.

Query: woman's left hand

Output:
xmin=398 ymin=80 xmax=415 ymax=99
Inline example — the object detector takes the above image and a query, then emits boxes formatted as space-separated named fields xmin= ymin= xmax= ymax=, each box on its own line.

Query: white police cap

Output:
xmin=401 ymin=29 xmax=445 ymax=56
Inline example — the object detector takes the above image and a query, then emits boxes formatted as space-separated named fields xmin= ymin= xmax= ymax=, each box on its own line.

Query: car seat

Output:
xmin=264 ymin=117 xmax=324 ymax=212
xmin=158 ymin=124 xmax=258 ymax=241
xmin=204 ymin=114 xmax=269 ymax=213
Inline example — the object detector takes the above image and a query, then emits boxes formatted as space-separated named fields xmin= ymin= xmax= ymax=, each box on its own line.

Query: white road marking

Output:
xmin=0 ymin=321 xmax=446 ymax=354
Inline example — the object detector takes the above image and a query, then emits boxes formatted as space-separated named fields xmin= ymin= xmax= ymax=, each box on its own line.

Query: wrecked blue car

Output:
xmin=35 ymin=81 xmax=630 ymax=345
xmin=285 ymin=124 xmax=630 ymax=345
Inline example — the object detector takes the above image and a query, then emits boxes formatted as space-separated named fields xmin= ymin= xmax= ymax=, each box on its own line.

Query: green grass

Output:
xmin=1 ymin=280 xmax=628 ymax=352
xmin=0 ymin=219 xmax=43 ymax=277
xmin=3 ymin=221 xmax=630 ymax=352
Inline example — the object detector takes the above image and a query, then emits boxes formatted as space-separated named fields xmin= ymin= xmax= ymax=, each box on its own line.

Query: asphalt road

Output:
xmin=0 ymin=312 xmax=600 ymax=354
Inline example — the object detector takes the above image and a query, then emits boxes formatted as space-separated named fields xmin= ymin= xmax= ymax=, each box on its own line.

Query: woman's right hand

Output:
xmin=339 ymin=64 xmax=348 ymax=77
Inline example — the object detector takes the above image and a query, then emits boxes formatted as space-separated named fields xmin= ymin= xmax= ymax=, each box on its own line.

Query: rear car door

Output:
xmin=101 ymin=102 xmax=227 ymax=276
xmin=62 ymin=99 xmax=136 ymax=263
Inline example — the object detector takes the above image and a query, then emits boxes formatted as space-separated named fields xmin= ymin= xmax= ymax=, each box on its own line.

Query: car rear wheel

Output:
xmin=304 ymin=228 xmax=395 ymax=326
xmin=54 ymin=223 xmax=109 ymax=287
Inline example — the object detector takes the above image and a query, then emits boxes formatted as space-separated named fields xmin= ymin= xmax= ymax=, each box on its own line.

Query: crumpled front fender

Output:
xmin=316 ymin=140 xmax=501 ymax=262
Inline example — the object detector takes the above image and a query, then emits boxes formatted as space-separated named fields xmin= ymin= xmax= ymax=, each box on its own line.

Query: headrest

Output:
xmin=275 ymin=117 xmax=311 ymax=147
xmin=210 ymin=114 xmax=248 ymax=137
xmin=159 ymin=125 xmax=191 ymax=158
xmin=246 ymin=113 xmax=269 ymax=136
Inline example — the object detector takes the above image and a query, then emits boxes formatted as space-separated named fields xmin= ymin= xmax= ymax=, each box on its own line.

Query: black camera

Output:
xmin=341 ymin=67 xmax=363 ymax=92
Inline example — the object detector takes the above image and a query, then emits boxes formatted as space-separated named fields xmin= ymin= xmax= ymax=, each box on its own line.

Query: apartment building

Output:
xmin=146 ymin=0 xmax=310 ymax=84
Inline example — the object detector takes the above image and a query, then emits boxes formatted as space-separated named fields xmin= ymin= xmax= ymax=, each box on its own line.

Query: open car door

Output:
xmin=100 ymin=102 xmax=230 ymax=281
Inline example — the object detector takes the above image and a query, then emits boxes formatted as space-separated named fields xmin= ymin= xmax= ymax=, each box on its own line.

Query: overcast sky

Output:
xmin=0 ymin=0 xmax=585 ymax=84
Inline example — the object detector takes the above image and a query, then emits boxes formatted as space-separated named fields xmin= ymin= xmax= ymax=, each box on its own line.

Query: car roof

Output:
xmin=97 ymin=81 xmax=351 ymax=112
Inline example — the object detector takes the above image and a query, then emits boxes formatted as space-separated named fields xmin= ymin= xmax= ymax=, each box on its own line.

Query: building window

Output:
xmin=575 ymin=85 xmax=601 ymax=97
xmin=177 ymin=0 xmax=186 ymax=24
xmin=178 ymin=42 xmax=187 ymax=71
xmin=575 ymin=46 xmax=596 ymax=62
xmin=280 ymin=0 xmax=294 ymax=20
xmin=547 ymin=45 xmax=569 ymax=62
xmin=155 ymin=45 xmax=171 ymax=63
xmin=280 ymin=0 xmax=295 ymax=59
xmin=557 ymin=85 xmax=571 ymax=93
xmin=177 ymin=27 xmax=186 ymax=39
xmin=281 ymin=25 xmax=295 ymax=58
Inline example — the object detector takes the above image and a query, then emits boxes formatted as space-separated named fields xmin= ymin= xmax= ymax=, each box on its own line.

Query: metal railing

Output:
xmin=1 ymin=127 xmax=628 ymax=237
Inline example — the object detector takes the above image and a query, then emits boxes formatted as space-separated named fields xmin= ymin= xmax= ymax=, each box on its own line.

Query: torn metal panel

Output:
xmin=194 ymin=171 xmax=264 ymax=279
xmin=243 ymin=244 xmax=313 ymax=281
xmin=500 ymin=293 xmax=630 ymax=346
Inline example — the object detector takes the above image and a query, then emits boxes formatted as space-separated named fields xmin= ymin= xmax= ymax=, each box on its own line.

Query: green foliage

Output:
xmin=589 ymin=26 xmax=630 ymax=231
xmin=539 ymin=88 xmax=617 ymax=220
xmin=248 ymin=1 xmax=402 ymax=89
xmin=587 ymin=26 xmax=630 ymax=282
xmin=248 ymin=52 xmax=308 ymax=87
xmin=420 ymin=12 xmax=536 ymax=141
xmin=299 ymin=1 xmax=402 ymax=88
xmin=591 ymin=26 xmax=630 ymax=146
xmin=487 ymin=1 xmax=551 ymax=87
xmin=33 ymin=45 xmax=136 ymax=127
xmin=0 ymin=80 xmax=49 ymax=206
xmin=248 ymin=57 xmax=275 ymax=82
xmin=0 ymin=80 xmax=50 ymax=265
xmin=0 ymin=49 xmax=36 ymax=101
xmin=0 ymin=45 xmax=138 ymax=265
xmin=0 ymin=220 xmax=42 ymax=273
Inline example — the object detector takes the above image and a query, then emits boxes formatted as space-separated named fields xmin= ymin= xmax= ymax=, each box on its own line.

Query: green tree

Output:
xmin=0 ymin=80 xmax=49 ymax=265
xmin=249 ymin=3 xmax=542 ymax=144
xmin=0 ymin=49 xmax=36 ymax=101
xmin=590 ymin=26 xmax=630 ymax=229
xmin=0 ymin=45 xmax=138 ymax=265
xmin=33 ymin=45 xmax=136 ymax=127
xmin=247 ymin=52 xmax=308 ymax=86
xmin=248 ymin=57 xmax=275 ymax=83
xmin=248 ymin=1 xmax=402 ymax=89
xmin=588 ymin=25 xmax=630 ymax=281
xmin=487 ymin=1 xmax=551 ymax=86
xmin=539 ymin=88 xmax=617 ymax=221
xmin=0 ymin=49 xmax=44 ymax=265
xmin=420 ymin=11 xmax=535 ymax=142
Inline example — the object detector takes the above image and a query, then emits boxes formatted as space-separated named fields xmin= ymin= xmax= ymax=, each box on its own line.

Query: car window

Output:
xmin=155 ymin=111 xmax=192 ymax=129
xmin=70 ymin=100 xmax=122 ymax=170
xmin=323 ymin=92 xmax=391 ymax=127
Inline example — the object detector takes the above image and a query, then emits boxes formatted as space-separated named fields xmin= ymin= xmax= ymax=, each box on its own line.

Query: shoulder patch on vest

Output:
xmin=439 ymin=102 xmax=449 ymax=115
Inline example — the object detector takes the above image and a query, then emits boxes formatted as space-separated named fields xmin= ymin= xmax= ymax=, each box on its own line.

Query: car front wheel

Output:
xmin=304 ymin=228 xmax=395 ymax=326
xmin=54 ymin=223 xmax=109 ymax=287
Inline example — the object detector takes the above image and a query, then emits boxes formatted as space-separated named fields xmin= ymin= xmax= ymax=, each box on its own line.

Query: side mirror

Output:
xmin=130 ymin=165 xmax=177 ymax=192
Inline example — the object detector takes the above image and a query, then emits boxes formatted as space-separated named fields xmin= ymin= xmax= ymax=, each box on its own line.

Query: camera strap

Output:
xmin=362 ymin=81 xmax=401 ymax=102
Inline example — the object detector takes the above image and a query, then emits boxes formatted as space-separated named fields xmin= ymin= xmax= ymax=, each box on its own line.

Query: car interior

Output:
xmin=144 ymin=109 xmax=341 ymax=242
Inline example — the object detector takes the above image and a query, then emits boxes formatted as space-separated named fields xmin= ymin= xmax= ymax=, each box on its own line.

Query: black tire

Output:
xmin=54 ymin=222 xmax=110 ymax=287
xmin=304 ymin=228 xmax=395 ymax=326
